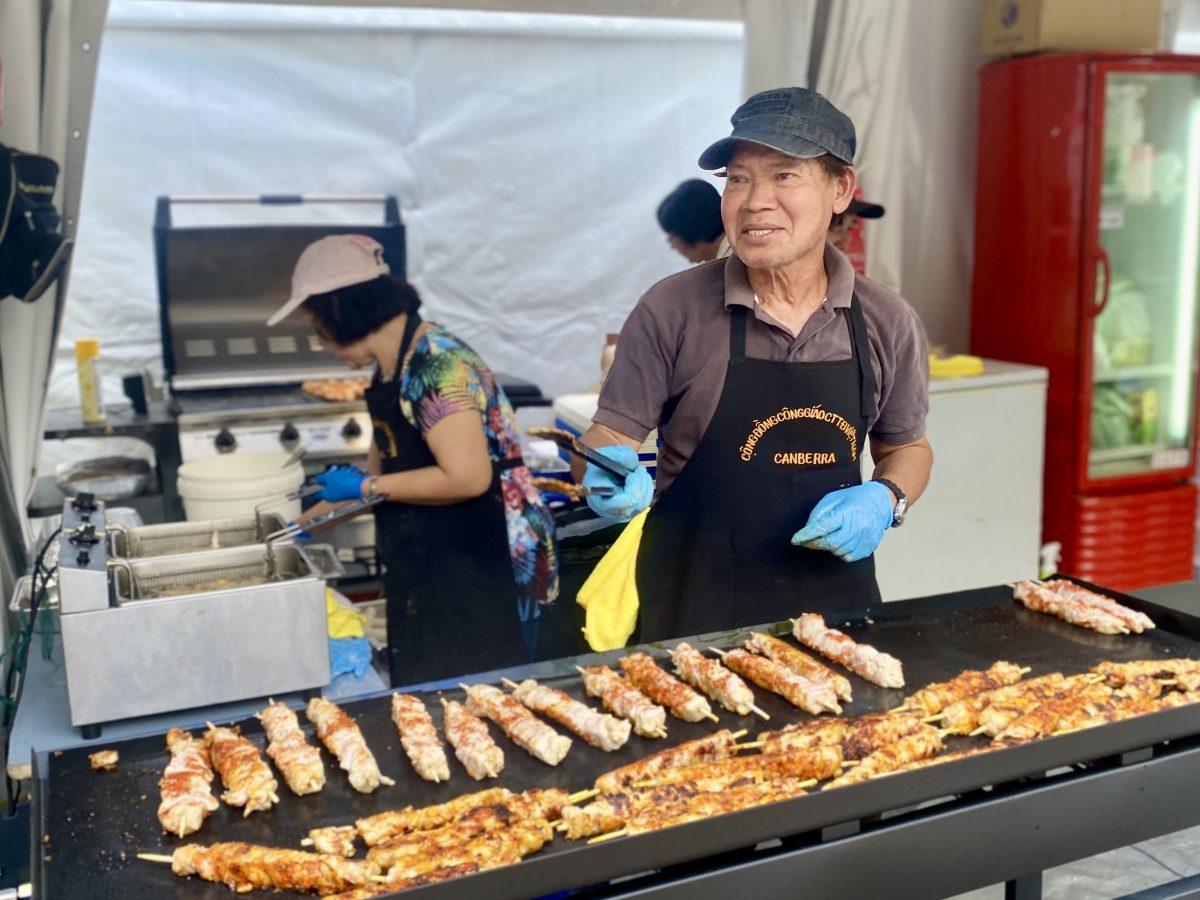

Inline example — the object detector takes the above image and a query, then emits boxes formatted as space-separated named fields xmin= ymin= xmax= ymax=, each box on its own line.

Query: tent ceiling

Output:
xmin=176 ymin=0 xmax=741 ymax=20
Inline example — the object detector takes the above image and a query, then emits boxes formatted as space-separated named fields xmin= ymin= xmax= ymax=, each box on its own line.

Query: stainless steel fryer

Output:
xmin=54 ymin=497 xmax=334 ymax=734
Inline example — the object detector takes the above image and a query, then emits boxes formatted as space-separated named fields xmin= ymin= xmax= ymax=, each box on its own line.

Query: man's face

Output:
xmin=720 ymin=143 xmax=853 ymax=273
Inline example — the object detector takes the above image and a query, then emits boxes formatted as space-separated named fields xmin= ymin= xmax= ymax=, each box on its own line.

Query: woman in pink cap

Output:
xmin=270 ymin=234 xmax=559 ymax=687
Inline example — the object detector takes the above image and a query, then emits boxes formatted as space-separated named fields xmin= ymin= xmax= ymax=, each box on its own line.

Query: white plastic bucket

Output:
xmin=176 ymin=452 xmax=306 ymax=521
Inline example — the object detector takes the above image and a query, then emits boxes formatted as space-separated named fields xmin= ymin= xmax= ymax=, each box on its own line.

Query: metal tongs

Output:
xmin=525 ymin=427 xmax=637 ymax=481
xmin=265 ymin=492 xmax=387 ymax=544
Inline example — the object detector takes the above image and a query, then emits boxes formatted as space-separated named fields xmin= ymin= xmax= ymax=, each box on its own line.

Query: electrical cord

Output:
xmin=3 ymin=526 xmax=61 ymax=814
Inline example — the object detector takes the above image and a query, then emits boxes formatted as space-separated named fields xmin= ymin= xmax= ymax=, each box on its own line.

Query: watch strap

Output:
xmin=871 ymin=477 xmax=907 ymax=527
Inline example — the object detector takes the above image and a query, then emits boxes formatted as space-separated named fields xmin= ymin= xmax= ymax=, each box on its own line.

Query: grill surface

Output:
xmin=31 ymin=582 xmax=1200 ymax=899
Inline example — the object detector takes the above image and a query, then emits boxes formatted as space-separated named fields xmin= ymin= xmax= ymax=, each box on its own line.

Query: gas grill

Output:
xmin=28 ymin=580 xmax=1200 ymax=899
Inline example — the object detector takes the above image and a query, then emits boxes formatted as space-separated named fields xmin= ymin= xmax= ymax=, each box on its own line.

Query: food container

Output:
xmin=55 ymin=457 xmax=151 ymax=501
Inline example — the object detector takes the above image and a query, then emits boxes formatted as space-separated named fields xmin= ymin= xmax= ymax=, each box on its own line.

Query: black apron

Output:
xmin=365 ymin=313 xmax=529 ymax=687
xmin=635 ymin=295 xmax=881 ymax=642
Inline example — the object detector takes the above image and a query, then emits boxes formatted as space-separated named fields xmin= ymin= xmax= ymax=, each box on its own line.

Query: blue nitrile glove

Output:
xmin=584 ymin=445 xmax=654 ymax=522
xmin=790 ymin=481 xmax=894 ymax=562
xmin=328 ymin=636 xmax=373 ymax=679
xmin=313 ymin=465 xmax=367 ymax=502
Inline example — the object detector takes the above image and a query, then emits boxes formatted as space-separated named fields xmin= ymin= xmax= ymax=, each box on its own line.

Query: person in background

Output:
xmin=268 ymin=235 xmax=559 ymax=686
xmin=827 ymin=197 xmax=885 ymax=254
xmin=575 ymin=87 xmax=933 ymax=642
xmin=657 ymin=179 xmax=731 ymax=263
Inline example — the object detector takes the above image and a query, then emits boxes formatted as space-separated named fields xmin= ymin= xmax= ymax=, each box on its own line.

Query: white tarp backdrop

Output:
xmin=43 ymin=3 xmax=743 ymax=439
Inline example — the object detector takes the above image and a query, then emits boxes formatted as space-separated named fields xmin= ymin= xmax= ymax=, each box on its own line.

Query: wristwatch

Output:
xmin=365 ymin=475 xmax=380 ymax=498
xmin=872 ymin=477 xmax=908 ymax=527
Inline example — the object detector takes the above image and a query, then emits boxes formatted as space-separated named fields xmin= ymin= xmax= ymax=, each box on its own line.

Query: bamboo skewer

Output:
xmin=734 ymin=741 xmax=764 ymax=751
xmin=730 ymin=729 xmax=748 ymax=741
xmin=138 ymin=853 xmax=174 ymax=864
xmin=589 ymin=828 xmax=628 ymax=844
xmin=569 ymin=788 xmax=599 ymax=804
xmin=705 ymin=712 xmax=721 ymax=723
xmin=750 ymin=705 xmax=770 ymax=721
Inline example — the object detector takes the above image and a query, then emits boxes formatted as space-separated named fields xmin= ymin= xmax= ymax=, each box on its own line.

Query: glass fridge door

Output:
xmin=1090 ymin=69 xmax=1200 ymax=481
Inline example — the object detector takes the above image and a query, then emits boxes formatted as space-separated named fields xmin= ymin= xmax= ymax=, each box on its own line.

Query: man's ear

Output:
xmin=833 ymin=165 xmax=858 ymax=215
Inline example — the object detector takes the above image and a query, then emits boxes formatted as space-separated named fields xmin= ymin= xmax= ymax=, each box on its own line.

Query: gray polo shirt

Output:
xmin=595 ymin=244 xmax=929 ymax=493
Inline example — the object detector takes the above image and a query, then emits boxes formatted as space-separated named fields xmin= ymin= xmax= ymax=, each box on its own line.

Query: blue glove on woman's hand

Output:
xmin=584 ymin=445 xmax=654 ymax=522
xmin=314 ymin=465 xmax=367 ymax=503
xmin=790 ymin=481 xmax=894 ymax=562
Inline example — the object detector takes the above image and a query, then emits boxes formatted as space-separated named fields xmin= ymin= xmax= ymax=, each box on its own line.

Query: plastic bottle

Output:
xmin=74 ymin=337 xmax=106 ymax=423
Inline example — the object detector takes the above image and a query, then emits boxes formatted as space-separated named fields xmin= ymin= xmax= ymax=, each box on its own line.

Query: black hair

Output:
xmin=303 ymin=275 xmax=421 ymax=347
xmin=814 ymin=153 xmax=851 ymax=182
xmin=656 ymin=179 xmax=724 ymax=245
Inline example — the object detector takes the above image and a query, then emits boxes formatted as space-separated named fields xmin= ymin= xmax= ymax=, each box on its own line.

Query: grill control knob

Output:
xmin=280 ymin=422 xmax=300 ymax=446
xmin=214 ymin=428 xmax=237 ymax=453
xmin=342 ymin=418 xmax=363 ymax=439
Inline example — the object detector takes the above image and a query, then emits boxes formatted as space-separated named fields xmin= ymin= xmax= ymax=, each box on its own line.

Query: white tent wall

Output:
xmin=41 ymin=4 xmax=744 ymax=447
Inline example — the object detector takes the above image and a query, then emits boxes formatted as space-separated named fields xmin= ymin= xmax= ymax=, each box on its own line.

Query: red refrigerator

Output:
xmin=971 ymin=52 xmax=1200 ymax=591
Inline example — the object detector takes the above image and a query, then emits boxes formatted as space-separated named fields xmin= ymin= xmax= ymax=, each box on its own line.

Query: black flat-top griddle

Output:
xmin=30 ymin=581 xmax=1200 ymax=900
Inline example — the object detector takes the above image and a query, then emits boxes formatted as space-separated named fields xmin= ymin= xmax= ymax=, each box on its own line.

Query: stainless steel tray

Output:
xmin=107 ymin=513 xmax=288 ymax=558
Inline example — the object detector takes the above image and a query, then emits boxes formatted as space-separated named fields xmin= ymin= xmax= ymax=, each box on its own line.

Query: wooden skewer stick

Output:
xmin=575 ymin=665 xmax=589 ymax=676
xmin=730 ymin=729 xmax=749 ymax=740
xmin=749 ymin=705 xmax=770 ymax=722
xmin=1018 ymin=667 xmax=1033 ymax=674
xmin=569 ymin=788 xmax=599 ymax=804
xmin=841 ymin=759 xmax=860 ymax=767
xmin=796 ymin=778 xmax=818 ymax=789
xmin=370 ymin=876 xmax=391 ymax=883
xmin=710 ymin=647 xmax=728 ymax=657
xmin=922 ymin=714 xmax=944 ymax=723
xmin=631 ymin=779 xmax=656 ymax=789
xmin=300 ymin=838 xmax=314 ymax=846
xmin=588 ymin=828 xmax=628 ymax=844
xmin=501 ymin=677 xmax=521 ymax=690
xmin=734 ymin=741 xmax=764 ymax=751
xmin=137 ymin=853 xmax=175 ymax=864
xmin=705 ymin=713 xmax=721 ymax=723
xmin=548 ymin=819 xmax=562 ymax=829
xmin=937 ymin=729 xmax=956 ymax=739
xmin=969 ymin=726 xmax=989 ymax=737
xmin=1161 ymin=679 xmax=1179 ymax=686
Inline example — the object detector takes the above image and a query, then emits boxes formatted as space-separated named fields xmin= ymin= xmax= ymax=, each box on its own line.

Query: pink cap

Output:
xmin=267 ymin=234 xmax=391 ymax=326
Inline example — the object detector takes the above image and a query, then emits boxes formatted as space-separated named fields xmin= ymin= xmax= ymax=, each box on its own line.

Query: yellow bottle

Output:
xmin=74 ymin=338 xmax=106 ymax=424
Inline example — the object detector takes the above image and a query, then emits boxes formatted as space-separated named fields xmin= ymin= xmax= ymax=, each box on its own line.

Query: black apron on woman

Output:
xmin=365 ymin=312 xmax=528 ymax=687
xmin=635 ymin=295 xmax=881 ymax=642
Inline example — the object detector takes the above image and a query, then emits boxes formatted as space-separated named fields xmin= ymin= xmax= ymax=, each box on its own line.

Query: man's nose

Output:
xmin=743 ymin=177 xmax=778 ymax=210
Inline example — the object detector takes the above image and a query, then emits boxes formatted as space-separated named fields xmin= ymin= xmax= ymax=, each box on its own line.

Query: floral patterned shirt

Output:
xmin=396 ymin=324 xmax=559 ymax=610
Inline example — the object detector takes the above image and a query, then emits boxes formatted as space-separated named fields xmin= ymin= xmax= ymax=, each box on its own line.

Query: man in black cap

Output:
xmin=573 ymin=87 xmax=933 ymax=642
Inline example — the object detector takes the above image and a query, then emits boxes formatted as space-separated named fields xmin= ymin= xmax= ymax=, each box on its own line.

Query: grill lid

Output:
xmin=154 ymin=195 xmax=405 ymax=390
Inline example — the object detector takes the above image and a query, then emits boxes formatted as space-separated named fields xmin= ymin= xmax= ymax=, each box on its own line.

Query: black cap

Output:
xmin=848 ymin=198 xmax=884 ymax=218
xmin=699 ymin=87 xmax=856 ymax=170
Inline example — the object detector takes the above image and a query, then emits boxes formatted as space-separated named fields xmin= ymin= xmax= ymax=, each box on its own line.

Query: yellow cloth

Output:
xmin=577 ymin=509 xmax=648 ymax=652
xmin=929 ymin=353 xmax=984 ymax=379
xmin=326 ymin=589 xmax=366 ymax=639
